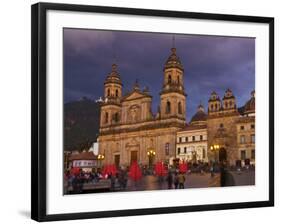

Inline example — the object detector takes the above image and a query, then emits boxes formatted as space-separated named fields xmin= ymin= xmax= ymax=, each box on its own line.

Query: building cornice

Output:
xmin=99 ymin=120 xmax=185 ymax=136
xmin=160 ymin=89 xmax=187 ymax=96
xmin=207 ymin=111 xmax=240 ymax=119
xmin=176 ymin=140 xmax=208 ymax=145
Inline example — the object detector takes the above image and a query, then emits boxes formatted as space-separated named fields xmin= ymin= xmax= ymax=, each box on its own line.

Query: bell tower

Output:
xmin=208 ymin=91 xmax=221 ymax=114
xmin=160 ymin=46 xmax=186 ymax=120
xmin=100 ymin=64 xmax=122 ymax=127
xmin=222 ymin=89 xmax=237 ymax=112
xmin=104 ymin=64 xmax=122 ymax=100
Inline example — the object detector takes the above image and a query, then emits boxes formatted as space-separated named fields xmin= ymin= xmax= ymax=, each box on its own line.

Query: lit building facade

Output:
xmin=206 ymin=89 xmax=255 ymax=165
xmin=176 ymin=104 xmax=208 ymax=162
xmin=175 ymin=90 xmax=255 ymax=166
xmin=97 ymin=47 xmax=255 ymax=167
xmin=236 ymin=91 xmax=255 ymax=165
xmin=98 ymin=47 xmax=186 ymax=167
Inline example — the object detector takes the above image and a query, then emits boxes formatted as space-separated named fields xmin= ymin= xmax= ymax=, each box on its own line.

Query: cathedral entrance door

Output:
xmin=148 ymin=155 xmax=154 ymax=169
xmin=114 ymin=154 xmax=120 ymax=168
xmin=130 ymin=151 xmax=138 ymax=164
xmin=219 ymin=147 xmax=227 ymax=162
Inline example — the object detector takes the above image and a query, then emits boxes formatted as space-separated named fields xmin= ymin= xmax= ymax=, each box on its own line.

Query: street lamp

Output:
xmin=64 ymin=151 xmax=71 ymax=171
xmin=147 ymin=149 xmax=156 ymax=156
xmin=97 ymin=154 xmax=105 ymax=167
xmin=210 ymin=144 xmax=220 ymax=162
xmin=147 ymin=149 xmax=156 ymax=169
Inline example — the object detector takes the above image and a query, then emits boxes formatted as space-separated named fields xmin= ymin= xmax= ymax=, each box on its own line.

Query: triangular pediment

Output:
xmin=122 ymin=90 xmax=151 ymax=101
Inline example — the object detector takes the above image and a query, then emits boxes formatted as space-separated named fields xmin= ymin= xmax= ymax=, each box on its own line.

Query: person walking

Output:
xmin=110 ymin=172 xmax=115 ymax=191
xmin=174 ymin=172 xmax=179 ymax=189
xmin=220 ymin=161 xmax=235 ymax=187
xmin=210 ymin=162 xmax=215 ymax=178
xmin=178 ymin=172 xmax=186 ymax=189
xmin=119 ymin=168 xmax=128 ymax=190
xmin=167 ymin=171 xmax=173 ymax=189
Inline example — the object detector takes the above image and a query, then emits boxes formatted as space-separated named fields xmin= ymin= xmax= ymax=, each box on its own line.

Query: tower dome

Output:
xmin=104 ymin=64 xmax=122 ymax=85
xmin=209 ymin=91 xmax=220 ymax=102
xmin=223 ymin=88 xmax=235 ymax=100
xmin=190 ymin=104 xmax=207 ymax=125
xmin=164 ymin=48 xmax=184 ymax=71
xmin=103 ymin=64 xmax=122 ymax=102
xmin=243 ymin=90 xmax=255 ymax=113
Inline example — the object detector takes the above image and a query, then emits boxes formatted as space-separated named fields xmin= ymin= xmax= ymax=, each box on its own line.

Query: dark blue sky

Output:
xmin=64 ymin=28 xmax=255 ymax=122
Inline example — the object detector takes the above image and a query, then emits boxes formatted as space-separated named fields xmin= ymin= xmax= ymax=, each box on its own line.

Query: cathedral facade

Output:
xmin=97 ymin=47 xmax=255 ymax=167
xmin=176 ymin=89 xmax=255 ymax=166
xmin=98 ymin=47 xmax=186 ymax=167
xmin=206 ymin=89 xmax=255 ymax=165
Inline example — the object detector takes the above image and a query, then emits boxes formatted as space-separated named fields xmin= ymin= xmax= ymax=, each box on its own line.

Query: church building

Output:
xmin=97 ymin=47 xmax=255 ymax=168
xmin=175 ymin=89 xmax=255 ymax=166
xmin=98 ymin=47 xmax=187 ymax=167
xmin=206 ymin=89 xmax=255 ymax=165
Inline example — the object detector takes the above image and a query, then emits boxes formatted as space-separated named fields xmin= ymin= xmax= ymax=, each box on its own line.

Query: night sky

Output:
xmin=64 ymin=28 xmax=255 ymax=122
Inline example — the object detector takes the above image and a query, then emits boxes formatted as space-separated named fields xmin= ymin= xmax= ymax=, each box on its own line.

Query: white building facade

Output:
xmin=236 ymin=90 xmax=255 ymax=165
xmin=176 ymin=104 xmax=208 ymax=162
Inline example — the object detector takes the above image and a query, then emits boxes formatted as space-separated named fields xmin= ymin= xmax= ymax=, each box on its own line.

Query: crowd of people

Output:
xmin=64 ymin=167 xmax=129 ymax=193
xmin=64 ymin=161 xmax=253 ymax=193
xmin=166 ymin=171 xmax=186 ymax=189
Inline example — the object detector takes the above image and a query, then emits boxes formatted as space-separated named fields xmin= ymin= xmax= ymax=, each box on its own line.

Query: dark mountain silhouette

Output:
xmin=64 ymin=97 xmax=100 ymax=151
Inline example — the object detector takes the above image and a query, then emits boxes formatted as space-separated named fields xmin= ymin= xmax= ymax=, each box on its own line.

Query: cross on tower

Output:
xmin=172 ymin=34 xmax=175 ymax=48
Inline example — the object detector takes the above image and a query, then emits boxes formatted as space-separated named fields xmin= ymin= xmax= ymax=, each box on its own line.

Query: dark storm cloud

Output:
xmin=64 ymin=28 xmax=255 ymax=122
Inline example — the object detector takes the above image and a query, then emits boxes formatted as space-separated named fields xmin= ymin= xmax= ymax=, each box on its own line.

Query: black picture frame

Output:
xmin=31 ymin=2 xmax=274 ymax=222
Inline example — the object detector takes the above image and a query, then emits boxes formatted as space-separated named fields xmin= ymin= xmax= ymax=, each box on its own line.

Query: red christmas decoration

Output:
xmin=154 ymin=162 xmax=167 ymax=176
xmin=179 ymin=162 xmax=188 ymax=173
xmin=102 ymin=164 xmax=117 ymax=177
xmin=129 ymin=161 xmax=142 ymax=181
xmin=109 ymin=164 xmax=117 ymax=176
xmin=70 ymin=167 xmax=80 ymax=175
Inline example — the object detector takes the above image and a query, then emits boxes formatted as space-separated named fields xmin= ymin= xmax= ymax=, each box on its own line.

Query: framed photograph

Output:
xmin=31 ymin=2 xmax=274 ymax=222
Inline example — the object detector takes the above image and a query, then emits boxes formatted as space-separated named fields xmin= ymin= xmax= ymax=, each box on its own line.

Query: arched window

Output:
xmin=211 ymin=104 xmax=214 ymax=110
xmin=107 ymin=89 xmax=110 ymax=97
xmin=215 ymin=103 xmax=218 ymax=110
xmin=229 ymin=101 xmax=232 ymax=107
xmin=105 ymin=112 xmax=109 ymax=123
xmin=166 ymin=101 xmax=171 ymax=114
xmin=225 ymin=102 xmax=228 ymax=108
xmin=114 ymin=112 xmax=119 ymax=122
xmin=168 ymin=75 xmax=172 ymax=84
xmin=165 ymin=143 xmax=170 ymax=155
xmin=177 ymin=76 xmax=180 ymax=84
xmin=115 ymin=89 xmax=119 ymax=97
xmin=178 ymin=102 xmax=182 ymax=114
xmin=240 ymin=135 xmax=245 ymax=144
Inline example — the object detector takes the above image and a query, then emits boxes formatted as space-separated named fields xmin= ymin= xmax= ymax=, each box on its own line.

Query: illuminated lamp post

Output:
xmin=210 ymin=144 xmax=220 ymax=163
xmin=97 ymin=154 xmax=105 ymax=168
xmin=147 ymin=148 xmax=156 ymax=169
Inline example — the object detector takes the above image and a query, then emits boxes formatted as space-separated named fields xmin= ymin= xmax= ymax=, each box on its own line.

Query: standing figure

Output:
xmin=174 ymin=172 xmax=179 ymax=189
xmin=210 ymin=162 xmax=215 ymax=178
xmin=167 ymin=171 xmax=173 ymax=189
xmin=178 ymin=172 xmax=186 ymax=189
xmin=110 ymin=172 xmax=115 ymax=191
